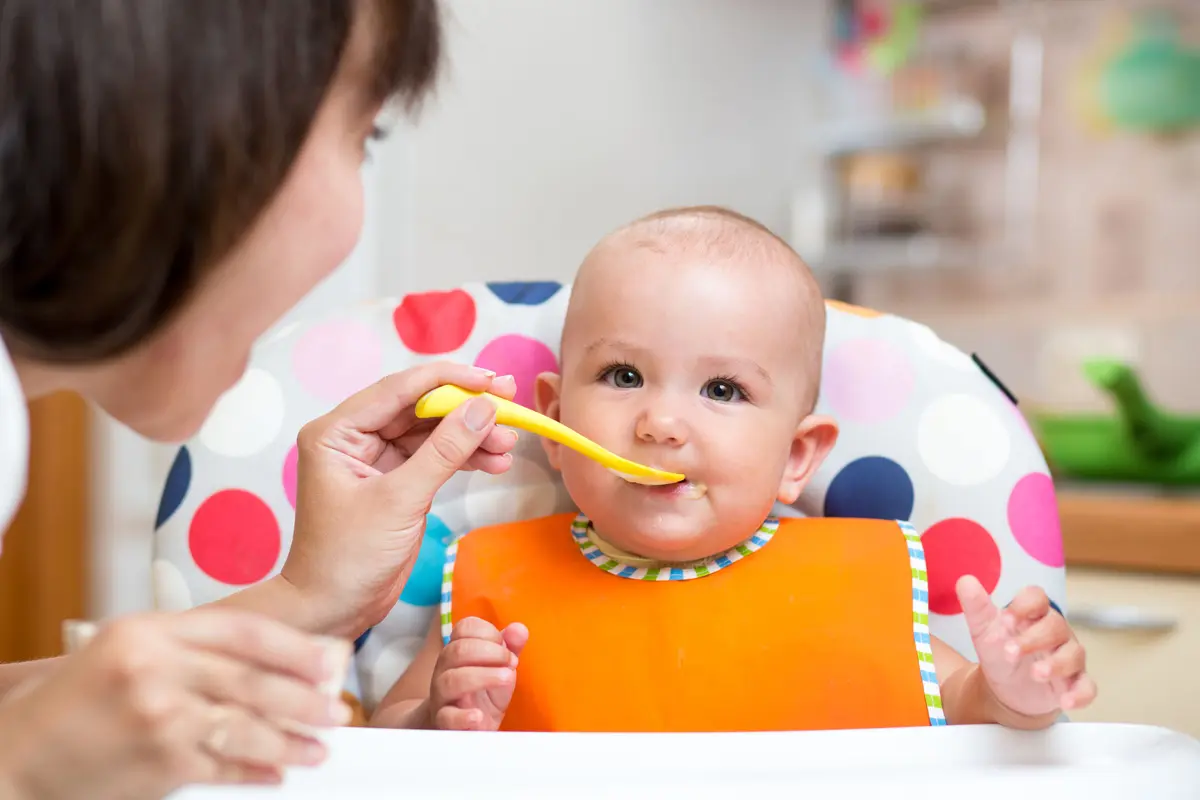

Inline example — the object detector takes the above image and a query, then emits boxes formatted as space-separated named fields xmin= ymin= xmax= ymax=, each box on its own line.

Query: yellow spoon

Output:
xmin=414 ymin=384 xmax=685 ymax=486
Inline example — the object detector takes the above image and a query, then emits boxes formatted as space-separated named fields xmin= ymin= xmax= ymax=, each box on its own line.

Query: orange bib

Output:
xmin=441 ymin=513 xmax=943 ymax=733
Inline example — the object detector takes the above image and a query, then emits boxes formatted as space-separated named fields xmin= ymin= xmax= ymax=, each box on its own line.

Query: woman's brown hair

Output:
xmin=0 ymin=0 xmax=440 ymax=363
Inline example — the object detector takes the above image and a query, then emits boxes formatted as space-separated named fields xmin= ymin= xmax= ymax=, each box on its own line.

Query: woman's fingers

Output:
xmin=320 ymin=362 xmax=502 ymax=437
xmin=184 ymin=650 xmax=351 ymax=729
xmin=165 ymin=609 xmax=349 ymax=689
xmin=382 ymin=398 xmax=501 ymax=502
xmin=194 ymin=703 xmax=327 ymax=769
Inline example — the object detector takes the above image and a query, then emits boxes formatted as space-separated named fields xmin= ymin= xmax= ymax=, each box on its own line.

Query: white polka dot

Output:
xmin=365 ymin=635 xmax=425 ymax=708
xmin=464 ymin=455 xmax=559 ymax=528
xmin=152 ymin=559 xmax=194 ymax=611
xmin=909 ymin=322 xmax=975 ymax=371
xmin=198 ymin=368 xmax=285 ymax=458
xmin=917 ymin=393 xmax=1011 ymax=486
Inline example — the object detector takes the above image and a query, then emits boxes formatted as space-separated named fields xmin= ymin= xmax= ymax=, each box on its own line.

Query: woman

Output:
xmin=0 ymin=2 xmax=515 ymax=797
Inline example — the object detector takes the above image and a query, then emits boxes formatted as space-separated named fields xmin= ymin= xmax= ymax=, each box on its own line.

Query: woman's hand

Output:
xmin=0 ymin=609 xmax=352 ymax=799
xmin=282 ymin=362 xmax=518 ymax=638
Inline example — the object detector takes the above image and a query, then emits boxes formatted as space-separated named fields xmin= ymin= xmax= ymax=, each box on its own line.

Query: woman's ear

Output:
xmin=534 ymin=372 xmax=564 ymax=470
xmin=777 ymin=415 xmax=839 ymax=505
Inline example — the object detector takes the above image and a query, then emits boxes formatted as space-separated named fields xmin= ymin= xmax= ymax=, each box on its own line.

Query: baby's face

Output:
xmin=537 ymin=247 xmax=835 ymax=561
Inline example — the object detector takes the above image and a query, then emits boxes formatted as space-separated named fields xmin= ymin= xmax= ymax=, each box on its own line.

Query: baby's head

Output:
xmin=535 ymin=206 xmax=838 ymax=561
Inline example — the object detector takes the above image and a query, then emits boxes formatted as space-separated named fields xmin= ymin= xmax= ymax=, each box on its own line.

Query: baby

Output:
xmin=373 ymin=206 xmax=1096 ymax=732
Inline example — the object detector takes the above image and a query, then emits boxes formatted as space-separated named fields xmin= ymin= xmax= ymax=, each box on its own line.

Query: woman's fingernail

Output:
xmin=315 ymin=637 xmax=352 ymax=689
xmin=474 ymin=367 xmax=497 ymax=378
xmin=301 ymin=741 xmax=327 ymax=766
xmin=464 ymin=396 xmax=497 ymax=431
xmin=329 ymin=697 xmax=354 ymax=726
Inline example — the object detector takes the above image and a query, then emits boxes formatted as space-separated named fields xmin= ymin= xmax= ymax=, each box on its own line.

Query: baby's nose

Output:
xmin=635 ymin=408 xmax=688 ymax=446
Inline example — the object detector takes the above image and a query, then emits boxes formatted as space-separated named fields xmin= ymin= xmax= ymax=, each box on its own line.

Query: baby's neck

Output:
xmin=586 ymin=520 xmax=761 ymax=569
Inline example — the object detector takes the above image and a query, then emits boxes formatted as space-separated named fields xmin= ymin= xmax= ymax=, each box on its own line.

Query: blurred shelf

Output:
xmin=809 ymin=235 xmax=982 ymax=274
xmin=1060 ymin=490 xmax=1200 ymax=577
xmin=812 ymin=99 xmax=986 ymax=156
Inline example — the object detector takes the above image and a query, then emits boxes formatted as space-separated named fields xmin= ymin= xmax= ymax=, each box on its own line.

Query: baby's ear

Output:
xmin=777 ymin=415 xmax=839 ymax=505
xmin=534 ymin=372 xmax=564 ymax=470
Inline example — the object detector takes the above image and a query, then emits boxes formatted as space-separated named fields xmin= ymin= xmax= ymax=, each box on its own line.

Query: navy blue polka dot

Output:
xmin=155 ymin=446 xmax=192 ymax=530
xmin=399 ymin=514 xmax=455 ymax=607
xmin=354 ymin=627 xmax=372 ymax=653
xmin=486 ymin=281 xmax=562 ymax=305
xmin=824 ymin=456 xmax=915 ymax=521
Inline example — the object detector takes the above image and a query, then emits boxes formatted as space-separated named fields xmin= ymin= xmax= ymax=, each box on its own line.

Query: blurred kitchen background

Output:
xmin=6 ymin=0 xmax=1200 ymax=733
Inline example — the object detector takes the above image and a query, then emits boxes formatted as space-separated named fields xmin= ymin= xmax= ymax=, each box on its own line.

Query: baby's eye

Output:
xmin=703 ymin=379 xmax=743 ymax=403
xmin=602 ymin=366 xmax=643 ymax=389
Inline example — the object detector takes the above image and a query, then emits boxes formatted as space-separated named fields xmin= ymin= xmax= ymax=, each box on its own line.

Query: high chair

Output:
xmin=158 ymin=284 xmax=1200 ymax=798
xmin=152 ymin=282 xmax=1065 ymax=711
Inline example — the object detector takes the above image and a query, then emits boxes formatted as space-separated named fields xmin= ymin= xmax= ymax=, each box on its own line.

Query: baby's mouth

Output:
xmin=645 ymin=478 xmax=708 ymax=500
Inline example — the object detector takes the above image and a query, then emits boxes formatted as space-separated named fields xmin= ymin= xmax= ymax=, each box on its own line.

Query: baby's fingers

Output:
xmin=501 ymin=623 xmax=529 ymax=658
xmin=440 ymin=636 xmax=517 ymax=670
xmin=1031 ymin=638 xmax=1086 ymax=684
xmin=1012 ymin=608 xmax=1070 ymax=658
xmin=433 ymin=705 xmax=487 ymax=731
xmin=450 ymin=617 xmax=505 ymax=645
xmin=432 ymin=665 xmax=515 ymax=705
xmin=1061 ymin=673 xmax=1098 ymax=711
xmin=1007 ymin=586 xmax=1052 ymax=623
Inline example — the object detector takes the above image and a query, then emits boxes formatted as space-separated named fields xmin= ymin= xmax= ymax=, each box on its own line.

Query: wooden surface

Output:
xmin=1060 ymin=491 xmax=1200 ymax=576
xmin=0 ymin=392 xmax=90 ymax=661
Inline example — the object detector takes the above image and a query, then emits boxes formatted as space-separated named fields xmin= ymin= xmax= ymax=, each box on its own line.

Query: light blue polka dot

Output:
xmin=400 ymin=514 xmax=455 ymax=607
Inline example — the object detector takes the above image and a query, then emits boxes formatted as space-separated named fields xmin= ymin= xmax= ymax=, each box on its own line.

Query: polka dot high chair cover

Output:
xmin=152 ymin=283 xmax=1065 ymax=711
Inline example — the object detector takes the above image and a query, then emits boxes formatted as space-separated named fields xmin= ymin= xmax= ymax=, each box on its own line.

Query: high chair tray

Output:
xmin=174 ymin=723 xmax=1200 ymax=799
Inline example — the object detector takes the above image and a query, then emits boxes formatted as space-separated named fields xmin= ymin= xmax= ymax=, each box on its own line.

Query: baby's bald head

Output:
xmin=564 ymin=206 xmax=826 ymax=411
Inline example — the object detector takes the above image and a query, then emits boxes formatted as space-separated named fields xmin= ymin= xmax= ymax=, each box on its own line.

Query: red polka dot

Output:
xmin=921 ymin=518 xmax=1002 ymax=616
xmin=392 ymin=290 xmax=477 ymax=354
xmin=189 ymin=490 xmax=281 ymax=585
xmin=282 ymin=445 xmax=299 ymax=509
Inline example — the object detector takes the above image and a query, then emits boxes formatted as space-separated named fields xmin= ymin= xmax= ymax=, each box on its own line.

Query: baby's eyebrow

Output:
xmin=583 ymin=337 xmax=642 ymax=356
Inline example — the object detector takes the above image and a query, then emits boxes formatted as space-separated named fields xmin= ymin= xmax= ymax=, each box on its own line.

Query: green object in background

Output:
xmin=865 ymin=2 xmax=923 ymax=76
xmin=1100 ymin=9 xmax=1200 ymax=133
xmin=1031 ymin=359 xmax=1200 ymax=486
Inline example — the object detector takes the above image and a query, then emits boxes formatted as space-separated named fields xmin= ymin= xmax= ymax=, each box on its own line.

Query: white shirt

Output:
xmin=0 ymin=336 xmax=29 ymax=549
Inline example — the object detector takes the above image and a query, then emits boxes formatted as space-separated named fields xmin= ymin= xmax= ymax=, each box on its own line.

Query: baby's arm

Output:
xmin=932 ymin=576 xmax=1096 ymax=729
xmin=370 ymin=615 xmax=444 ymax=729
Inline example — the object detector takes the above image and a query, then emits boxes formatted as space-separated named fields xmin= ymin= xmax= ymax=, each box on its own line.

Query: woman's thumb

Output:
xmin=390 ymin=395 xmax=497 ymax=502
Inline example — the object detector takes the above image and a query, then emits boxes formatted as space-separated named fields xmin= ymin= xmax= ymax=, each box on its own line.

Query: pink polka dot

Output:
xmin=921 ymin=518 xmax=1002 ymax=616
xmin=292 ymin=319 xmax=383 ymax=405
xmin=822 ymin=338 xmax=915 ymax=424
xmin=1008 ymin=473 xmax=1063 ymax=567
xmin=282 ymin=445 xmax=299 ymax=509
xmin=189 ymin=490 xmax=281 ymax=585
xmin=473 ymin=335 xmax=558 ymax=409
xmin=393 ymin=290 xmax=477 ymax=354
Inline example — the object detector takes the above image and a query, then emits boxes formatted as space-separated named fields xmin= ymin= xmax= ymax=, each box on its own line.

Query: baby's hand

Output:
xmin=958 ymin=576 xmax=1097 ymax=720
xmin=429 ymin=617 xmax=528 ymax=731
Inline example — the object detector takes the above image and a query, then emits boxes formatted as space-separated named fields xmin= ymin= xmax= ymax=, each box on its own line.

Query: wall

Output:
xmin=847 ymin=0 xmax=1200 ymax=415
xmin=89 ymin=0 xmax=828 ymax=618
xmin=378 ymin=0 xmax=827 ymax=292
